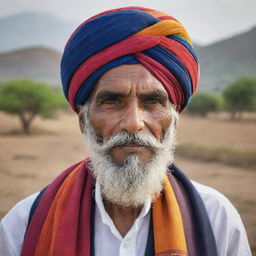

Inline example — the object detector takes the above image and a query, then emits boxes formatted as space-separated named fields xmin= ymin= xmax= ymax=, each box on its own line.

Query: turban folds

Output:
xmin=61 ymin=6 xmax=199 ymax=112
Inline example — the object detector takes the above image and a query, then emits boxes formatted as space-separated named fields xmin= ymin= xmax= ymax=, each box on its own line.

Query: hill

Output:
xmin=0 ymin=12 xmax=77 ymax=53
xmin=0 ymin=47 xmax=61 ymax=85
xmin=196 ymin=26 xmax=256 ymax=91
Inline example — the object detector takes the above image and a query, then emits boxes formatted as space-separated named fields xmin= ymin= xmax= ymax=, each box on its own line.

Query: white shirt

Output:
xmin=0 ymin=181 xmax=252 ymax=256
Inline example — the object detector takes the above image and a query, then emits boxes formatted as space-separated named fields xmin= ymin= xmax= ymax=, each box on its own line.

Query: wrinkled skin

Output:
xmin=83 ymin=64 xmax=172 ymax=165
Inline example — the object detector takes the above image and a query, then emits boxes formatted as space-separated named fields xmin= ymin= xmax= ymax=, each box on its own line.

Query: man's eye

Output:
xmin=148 ymin=99 xmax=160 ymax=104
xmin=144 ymin=99 xmax=163 ymax=106
xmin=102 ymin=98 xmax=120 ymax=105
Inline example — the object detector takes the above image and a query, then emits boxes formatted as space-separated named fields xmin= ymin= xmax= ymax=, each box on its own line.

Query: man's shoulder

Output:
xmin=2 ymin=192 xmax=40 ymax=224
xmin=192 ymin=181 xmax=251 ymax=256
xmin=0 ymin=192 xmax=40 ymax=256
xmin=1 ymin=192 xmax=39 ymax=238
xmin=192 ymin=180 xmax=238 ymax=216
xmin=1 ymin=192 xmax=40 ymax=234
xmin=192 ymin=180 xmax=232 ymax=203
xmin=191 ymin=180 xmax=241 ymax=226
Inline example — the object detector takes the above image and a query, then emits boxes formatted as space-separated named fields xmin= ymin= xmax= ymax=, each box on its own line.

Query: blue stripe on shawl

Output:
xmin=169 ymin=164 xmax=218 ymax=256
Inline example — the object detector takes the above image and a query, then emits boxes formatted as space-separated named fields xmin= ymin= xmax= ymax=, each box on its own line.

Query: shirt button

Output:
xmin=122 ymin=241 xmax=128 ymax=248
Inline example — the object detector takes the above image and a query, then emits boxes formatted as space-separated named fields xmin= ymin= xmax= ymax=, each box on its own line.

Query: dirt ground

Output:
xmin=0 ymin=111 xmax=255 ymax=252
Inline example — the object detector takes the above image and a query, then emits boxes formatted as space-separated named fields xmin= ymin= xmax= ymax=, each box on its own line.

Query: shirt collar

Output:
xmin=95 ymin=181 xmax=151 ymax=239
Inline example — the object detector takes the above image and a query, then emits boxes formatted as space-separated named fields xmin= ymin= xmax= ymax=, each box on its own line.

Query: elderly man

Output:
xmin=0 ymin=6 xmax=251 ymax=256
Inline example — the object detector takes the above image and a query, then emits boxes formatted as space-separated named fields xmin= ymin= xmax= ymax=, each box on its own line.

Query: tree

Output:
xmin=186 ymin=92 xmax=222 ymax=117
xmin=0 ymin=79 xmax=67 ymax=133
xmin=223 ymin=77 xmax=256 ymax=120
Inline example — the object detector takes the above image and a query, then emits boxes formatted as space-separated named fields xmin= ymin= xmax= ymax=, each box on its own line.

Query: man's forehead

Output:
xmin=90 ymin=64 xmax=168 ymax=97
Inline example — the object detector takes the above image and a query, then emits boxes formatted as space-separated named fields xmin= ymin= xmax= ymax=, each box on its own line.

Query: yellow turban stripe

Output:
xmin=146 ymin=9 xmax=171 ymax=18
xmin=136 ymin=20 xmax=192 ymax=45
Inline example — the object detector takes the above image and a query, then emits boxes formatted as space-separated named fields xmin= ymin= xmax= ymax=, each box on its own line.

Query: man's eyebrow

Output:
xmin=139 ymin=90 xmax=168 ymax=101
xmin=94 ymin=89 xmax=168 ymax=103
xmin=95 ymin=90 xmax=127 ymax=102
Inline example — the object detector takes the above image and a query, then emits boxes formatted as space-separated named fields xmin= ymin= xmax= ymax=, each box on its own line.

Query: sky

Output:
xmin=1 ymin=0 xmax=256 ymax=45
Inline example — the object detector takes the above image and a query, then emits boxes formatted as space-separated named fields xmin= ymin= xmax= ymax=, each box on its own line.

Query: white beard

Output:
xmin=82 ymin=106 xmax=178 ymax=208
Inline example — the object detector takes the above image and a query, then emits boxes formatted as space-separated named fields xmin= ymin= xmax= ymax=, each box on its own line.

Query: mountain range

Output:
xmin=0 ymin=12 xmax=255 ymax=91
xmin=196 ymin=26 xmax=256 ymax=91
xmin=0 ymin=47 xmax=61 ymax=85
xmin=0 ymin=12 xmax=77 ymax=53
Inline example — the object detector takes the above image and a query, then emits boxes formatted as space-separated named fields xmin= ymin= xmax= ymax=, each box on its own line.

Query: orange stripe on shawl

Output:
xmin=135 ymin=20 xmax=192 ymax=45
xmin=153 ymin=176 xmax=188 ymax=256
xmin=35 ymin=162 xmax=83 ymax=256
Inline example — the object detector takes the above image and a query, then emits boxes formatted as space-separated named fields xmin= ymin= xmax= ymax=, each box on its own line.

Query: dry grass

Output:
xmin=177 ymin=113 xmax=256 ymax=151
xmin=176 ymin=142 xmax=256 ymax=170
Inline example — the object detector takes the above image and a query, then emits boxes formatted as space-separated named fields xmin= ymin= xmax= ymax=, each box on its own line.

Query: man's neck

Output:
xmin=104 ymin=199 xmax=143 ymax=237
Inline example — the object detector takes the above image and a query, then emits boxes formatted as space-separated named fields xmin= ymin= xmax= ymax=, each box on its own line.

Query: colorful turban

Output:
xmin=61 ymin=6 xmax=199 ymax=112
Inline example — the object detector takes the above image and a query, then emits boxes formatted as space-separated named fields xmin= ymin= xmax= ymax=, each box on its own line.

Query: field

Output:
xmin=0 ymin=111 xmax=255 ymax=252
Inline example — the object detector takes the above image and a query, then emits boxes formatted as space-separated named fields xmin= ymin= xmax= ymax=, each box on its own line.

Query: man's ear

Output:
xmin=77 ymin=106 xmax=85 ymax=134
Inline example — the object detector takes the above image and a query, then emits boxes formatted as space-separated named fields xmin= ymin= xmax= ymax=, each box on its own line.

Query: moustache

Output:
xmin=94 ymin=131 xmax=166 ymax=154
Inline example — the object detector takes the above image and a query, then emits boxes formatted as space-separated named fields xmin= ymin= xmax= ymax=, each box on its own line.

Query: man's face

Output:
xmin=87 ymin=64 xmax=172 ymax=165
xmin=79 ymin=64 xmax=178 ymax=207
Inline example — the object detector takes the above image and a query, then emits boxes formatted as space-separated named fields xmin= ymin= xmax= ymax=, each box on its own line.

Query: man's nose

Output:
xmin=119 ymin=104 xmax=145 ymax=134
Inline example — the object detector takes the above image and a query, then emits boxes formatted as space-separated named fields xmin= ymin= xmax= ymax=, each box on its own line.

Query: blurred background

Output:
xmin=0 ymin=0 xmax=255 ymax=253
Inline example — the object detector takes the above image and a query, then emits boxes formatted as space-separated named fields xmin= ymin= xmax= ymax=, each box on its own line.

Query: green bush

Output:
xmin=223 ymin=77 xmax=256 ymax=119
xmin=186 ymin=92 xmax=222 ymax=117
xmin=0 ymin=79 xmax=67 ymax=133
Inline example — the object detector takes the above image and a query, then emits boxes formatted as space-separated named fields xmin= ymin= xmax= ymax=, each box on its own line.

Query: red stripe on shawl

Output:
xmin=35 ymin=165 xmax=80 ymax=255
xmin=55 ymin=164 xmax=93 ymax=255
xmin=136 ymin=52 xmax=184 ymax=110
xmin=21 ymin=161 xmax=94 ymax=256
xmin=160 ymin=38 xmax=199 ymax=94
xmin=36 ymin=163 xmax=93 ymax=256
xmin=21 ymin=162 xmax=82 ymax=256
xmin=76 ymin=172 xmax=93 ymax=253
xmin=68 ymin=34 xmax=162 ymax=110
